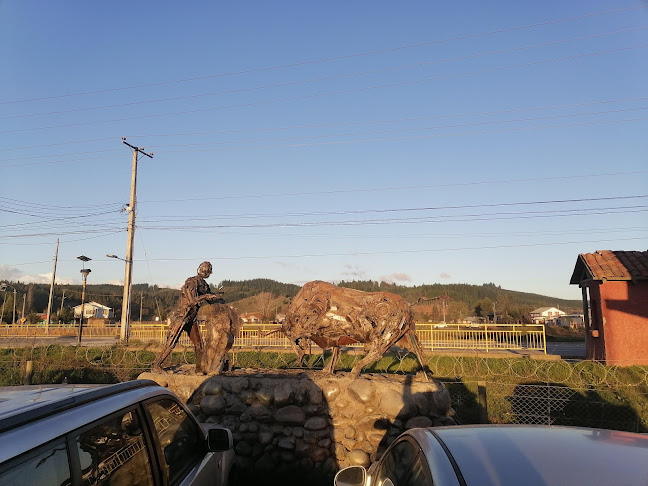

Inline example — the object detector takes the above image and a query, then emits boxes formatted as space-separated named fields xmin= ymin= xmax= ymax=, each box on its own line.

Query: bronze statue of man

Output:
xmin=153 ymin=261 xmax=222 ymax=373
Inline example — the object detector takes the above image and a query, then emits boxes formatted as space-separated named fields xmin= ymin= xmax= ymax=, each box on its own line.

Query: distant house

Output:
xmin=240 ymin=312 xmax=262 ymax=324
xmin=555 ymin=314 xmax=585 ymax=329
xmin=570 ymin=250 xmax=648 ymax=366
xmin=73 ymin=301 xmax=114 ymax=319
xmin=529 ymin=307 xmax=566 ymax=324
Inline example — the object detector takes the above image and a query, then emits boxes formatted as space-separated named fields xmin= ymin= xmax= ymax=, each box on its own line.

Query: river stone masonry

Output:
xmin=139 ymin=368 xmax=455 ymax=480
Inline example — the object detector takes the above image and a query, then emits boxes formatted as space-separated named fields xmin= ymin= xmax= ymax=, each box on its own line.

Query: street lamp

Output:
xmin=77 ymin=255 xmax=91 ymax=344
xmin=107 ymin=254 xmax=132 ymax=343
xmin=0 ymin=283 xmax=17 ymax=325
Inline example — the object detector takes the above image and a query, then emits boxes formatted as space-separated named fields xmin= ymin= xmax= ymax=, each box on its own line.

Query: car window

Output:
xmin=404 ymin=455 xmax=432 ymax=486
xmin=0 ymin=440 xmax=72 ymax=486
xmin=146 ymin=398 xmax=206 ymax=486
xmin=376 ymin=439 xmax=421 ymax=486
xmin=75 ymin=409 xmax=154 ymax=486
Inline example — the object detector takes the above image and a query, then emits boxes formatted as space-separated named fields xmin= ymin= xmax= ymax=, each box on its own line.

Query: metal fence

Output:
xmin=0 ymin=322 xmax=547 ymax=353
xmin=0 ymin=343 xmax=645 ymax=432
xmin=446 ymin=381 xmax=647 ymax=433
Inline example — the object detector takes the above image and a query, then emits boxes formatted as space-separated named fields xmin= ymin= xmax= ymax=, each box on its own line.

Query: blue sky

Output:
xmin=1 ymin=1 xmax=647 ymax=299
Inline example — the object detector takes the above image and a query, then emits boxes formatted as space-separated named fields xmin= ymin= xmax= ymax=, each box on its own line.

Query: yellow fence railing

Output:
xmin=0 ymin=322 xmax=546 ymax=353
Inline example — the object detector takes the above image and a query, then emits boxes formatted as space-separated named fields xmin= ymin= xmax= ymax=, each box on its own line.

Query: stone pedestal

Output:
xmin=139 ymin=368 xmax=454 ymax=482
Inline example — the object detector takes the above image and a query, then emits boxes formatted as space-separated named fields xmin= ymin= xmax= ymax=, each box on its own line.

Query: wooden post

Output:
xmin=24 ymin=360 xmax=33 ymax=385
xmin=478 ymin=381 xmax=489 ymax=424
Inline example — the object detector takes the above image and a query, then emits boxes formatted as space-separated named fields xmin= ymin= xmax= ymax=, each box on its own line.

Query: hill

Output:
xmin=0 ymin=279 xmax=580 ymax=324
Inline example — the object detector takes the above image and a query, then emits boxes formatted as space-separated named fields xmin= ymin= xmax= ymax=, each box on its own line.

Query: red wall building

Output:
xmin=570 ymin=250 xmax=648 ymax=366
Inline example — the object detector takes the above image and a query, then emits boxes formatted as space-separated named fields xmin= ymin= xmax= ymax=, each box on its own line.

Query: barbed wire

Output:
xmin=1 ymin=344 xmax=647 ymax=390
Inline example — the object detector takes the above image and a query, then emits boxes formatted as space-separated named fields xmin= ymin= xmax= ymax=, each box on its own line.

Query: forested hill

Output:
xmin=219 ymin=279 xmax=301 ymax=303
xmin=336 ymin=280 xmax=581 ymax=310
xmin=1 ymin=278 xmax=580 ymax=323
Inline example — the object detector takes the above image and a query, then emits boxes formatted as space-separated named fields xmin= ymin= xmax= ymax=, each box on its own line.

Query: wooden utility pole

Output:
xmin=59 ymin=289 xmax=66 ymax=315
xmin=120 ymin=138 xmax=153 ymax=343
xmin=45 ymin=239 xmax=59 ymax=334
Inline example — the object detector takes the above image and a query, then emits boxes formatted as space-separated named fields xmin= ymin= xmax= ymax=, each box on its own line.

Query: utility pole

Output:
xmin=139 ymin=291 xmax=144 ymax=322
xmin=59 ymin=289 xmax=66 ymax=315
xmin=120 ymin=138 xmax=153 ymax=344
xmin=21 ymin=294 xmax=26 ymax=322
xmin=45 ymin=239 xmax=59 ymax=334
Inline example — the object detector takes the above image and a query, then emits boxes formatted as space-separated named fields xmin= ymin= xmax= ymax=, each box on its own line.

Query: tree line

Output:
xmin=0 ymin=278 xmax=580 ymax=324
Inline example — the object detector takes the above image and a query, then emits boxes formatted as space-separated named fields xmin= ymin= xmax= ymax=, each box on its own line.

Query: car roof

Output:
xmin=0 ymin=380 xmax=177 ymax=463
xmin=0 ymin=380 xmax=159 ymax=434
xmin=419 ymin=425 xmax=648 ymax=486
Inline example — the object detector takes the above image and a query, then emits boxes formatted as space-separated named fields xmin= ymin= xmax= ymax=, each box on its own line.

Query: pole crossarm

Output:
xmin=122 ymin=138 xmax=154 ymax=159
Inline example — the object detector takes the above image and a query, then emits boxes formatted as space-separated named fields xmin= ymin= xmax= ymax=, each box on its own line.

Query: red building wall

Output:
xmin=586 ymin=281 xmax=648 ymax=366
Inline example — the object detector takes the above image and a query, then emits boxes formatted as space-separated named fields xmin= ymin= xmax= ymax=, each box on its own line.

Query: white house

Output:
xmin=73 ymin=301 xmax=114 ymax=319
xmin=530 ymin=307 xmax=566 ymax=324
xmin=240 ymin=312 xmax=262 ymax=324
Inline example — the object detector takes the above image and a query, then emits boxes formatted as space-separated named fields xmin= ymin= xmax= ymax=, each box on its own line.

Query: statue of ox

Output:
xmin=283 ymin=281 xmax=428 ymax=378
xmin=198 ymin=303 xmax=241 ymax=374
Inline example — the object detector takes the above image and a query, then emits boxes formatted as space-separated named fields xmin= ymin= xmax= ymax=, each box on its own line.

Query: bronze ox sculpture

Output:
xmin=283 ymin=281 xmax=428 ymax=378
xmin=199 ymin=303 xmax=241 ymax=374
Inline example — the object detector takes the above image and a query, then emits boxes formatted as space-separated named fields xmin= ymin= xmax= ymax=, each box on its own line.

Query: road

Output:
xmin=0 ymin=335 xmax=587 ymax=359
xmin=0 ymin=335 xmax=119 ymax=348
xmin=546 ymin=341 xmax=585 ymax=358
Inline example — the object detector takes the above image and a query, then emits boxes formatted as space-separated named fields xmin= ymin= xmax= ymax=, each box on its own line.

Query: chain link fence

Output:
xmin=1 ymin=344 xmax=647 ymax=432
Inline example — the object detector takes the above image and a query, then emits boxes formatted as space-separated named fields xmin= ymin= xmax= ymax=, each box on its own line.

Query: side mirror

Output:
xmin=334 ymin=466 xmax=367 ymax=486
xmin=207 ymin=427 xmax=233 ymax=451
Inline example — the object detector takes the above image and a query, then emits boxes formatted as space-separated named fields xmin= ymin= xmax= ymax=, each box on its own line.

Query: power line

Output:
xmin=5 ymin=26 xmax=645 ymax=120
xmin=3 ymin=43 xmax=646 ymax=135
xmin=3 ymin=95 xmax=647 ymax=153
xmin=6 ymin=236 xmax=647 ymax=265
xmin=2 ymin=115 xmax=647 ymax=170
xmin=154 ymin=116 xmax=648 ymax=156
xmin=0 ymin=196 xmax=122 ymax=211
xmin=98 ymin=236 xmax=648 ymax=262
xmin=4 ymin=104 xmax=646 ymax=164
xmin=143 ymin=106 xmax=648 ymax=151
xmin=136 ymin=195 xmax=648 ymax=222
xmin=142 ymin=170 xmax=648 ymax=203
xmin=2 ymin=4 xmax=642 ymax=105
xmin=138 ymin=206 xmax=648 ymax=231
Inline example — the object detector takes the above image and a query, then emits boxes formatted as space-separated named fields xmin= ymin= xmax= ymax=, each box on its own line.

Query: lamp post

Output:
xmin=77 ymin=255 xmax=91 ymax=345
xmin=0 ymin=283 xmax=17 ymax=325
xmin=107 ymin=254 xmax=132 ymax=343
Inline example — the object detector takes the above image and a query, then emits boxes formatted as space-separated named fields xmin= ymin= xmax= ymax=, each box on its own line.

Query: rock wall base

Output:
xmin=139 ymin=369 xmax=454 ymax=483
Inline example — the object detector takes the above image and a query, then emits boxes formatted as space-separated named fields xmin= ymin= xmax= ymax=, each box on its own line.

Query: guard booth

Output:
xmin=570 ymin=250 xmax=648 ymax=366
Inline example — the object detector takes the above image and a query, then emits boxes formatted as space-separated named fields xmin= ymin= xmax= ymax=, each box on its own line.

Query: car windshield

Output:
xmin=435 ymin=426 xmax=648 ymax=486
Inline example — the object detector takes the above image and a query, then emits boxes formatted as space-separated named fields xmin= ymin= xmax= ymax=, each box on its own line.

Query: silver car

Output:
xmin=335 ymin=425 xmax=648 ymax=486
xmin=0 ymin=380 xmax=234 ymax=486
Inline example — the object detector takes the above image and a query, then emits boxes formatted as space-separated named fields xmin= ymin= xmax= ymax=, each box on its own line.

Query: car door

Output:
xmin=373 ymin=437 xmax=434 ymax=486
xmin=0 ymin=438 xmax=73 ymax=486
xmin=144 ymin=397 xmax=222 ymax=486
xmin=71 ymin=406 xmax=158 ymax=486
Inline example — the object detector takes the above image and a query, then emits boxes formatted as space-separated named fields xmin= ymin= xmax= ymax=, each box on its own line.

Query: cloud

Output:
xmin=439 ymin=272 xmax=452 ymax=279
xmin=157 ymin=282 xmax=183 ymax=290
xmin=379 ymin=273 xmax=412 ymax=284
xmin=274 ymin=260 xmax=315 ymax=274
xmin=341 ymin=264 xmax=368 ymax=279
xmin=0 ymin=266 xmax=76 ymax=285
xmin=0 ymin=265 xmax=22 ymax=280
xmin=106 ymin=279 xmax=124 ymax=286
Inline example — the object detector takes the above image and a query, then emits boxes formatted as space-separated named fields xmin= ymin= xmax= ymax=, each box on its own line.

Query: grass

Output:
xmin=1 ymin=345 xmax=646 ymax=431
